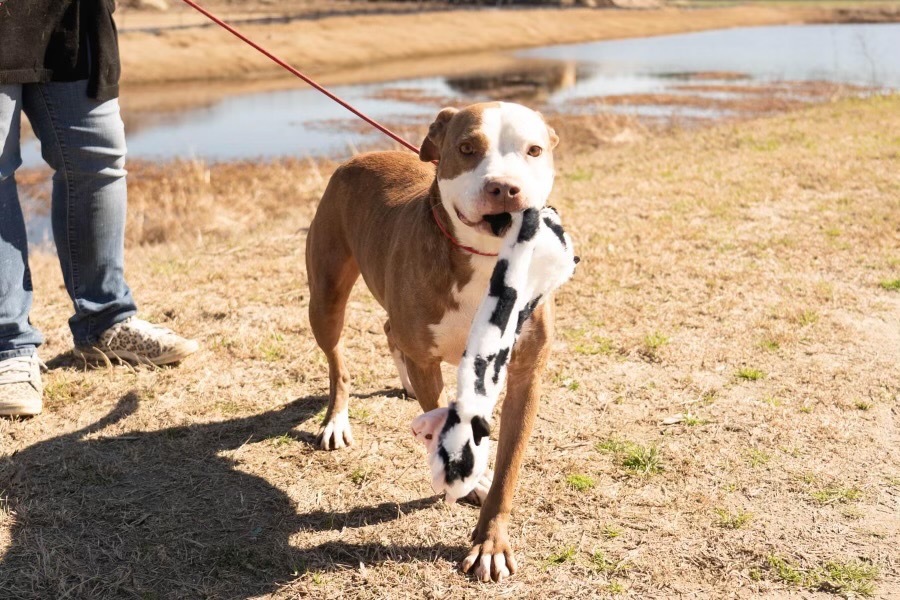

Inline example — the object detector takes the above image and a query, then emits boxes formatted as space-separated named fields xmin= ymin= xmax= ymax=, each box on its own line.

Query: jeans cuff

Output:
xmin=74 ymin=308 xmax=137 ymax=348
xmin=0 ymin=346 xmax=37 ymax=361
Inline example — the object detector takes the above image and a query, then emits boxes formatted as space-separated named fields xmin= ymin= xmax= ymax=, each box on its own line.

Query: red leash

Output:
xmin=180 ymin=0 xmax=496 ymax=257
xmin=431 ymin=206 xmax=498 ymax=257
xmin=180 ymin=0 xmax=420 ymax=154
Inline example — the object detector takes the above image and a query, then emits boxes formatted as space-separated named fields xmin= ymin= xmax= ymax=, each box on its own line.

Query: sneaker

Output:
xmin=74 ymin=317 xmax=199 ymax=366
xmin=0 ymin=353 xmax=44 ymax=417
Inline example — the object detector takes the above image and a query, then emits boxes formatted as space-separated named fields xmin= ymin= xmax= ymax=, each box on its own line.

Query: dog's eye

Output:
xmin=459 ymin=142 xmax=474 ymax=155
xmin=527 ymin=145 xmax=543 ymax=157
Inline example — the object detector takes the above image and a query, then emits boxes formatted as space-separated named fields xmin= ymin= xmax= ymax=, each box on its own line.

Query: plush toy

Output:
xmin=412 ymin=206 xmax=577 ymax=503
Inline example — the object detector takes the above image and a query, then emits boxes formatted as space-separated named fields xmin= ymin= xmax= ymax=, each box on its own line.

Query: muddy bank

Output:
xmin=119 ymin=5 xmax=888 ymax=86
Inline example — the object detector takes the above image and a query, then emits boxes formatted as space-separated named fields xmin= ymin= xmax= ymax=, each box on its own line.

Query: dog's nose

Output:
xmin=484 ymin=180 xmax=521 ymax=200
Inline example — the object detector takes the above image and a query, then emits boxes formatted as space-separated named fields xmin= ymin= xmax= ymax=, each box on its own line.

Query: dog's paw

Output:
xmin=412 ymin=405 xmax=491 ymax=504
xmin=316 ymin=409 xmax=354 ymax=450
xmin=461 ymin=518 xmax=517 ymax=583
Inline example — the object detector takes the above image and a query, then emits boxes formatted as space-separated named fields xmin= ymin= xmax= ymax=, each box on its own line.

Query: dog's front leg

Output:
xmin=461 ymin=302 xmax=553 ymax=582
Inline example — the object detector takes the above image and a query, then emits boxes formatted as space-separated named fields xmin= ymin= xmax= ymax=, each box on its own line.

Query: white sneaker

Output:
xmin=74 ymin=317 xmax=199 ymax=366
xmin=0 ymin=353 xmax=43 ymax=417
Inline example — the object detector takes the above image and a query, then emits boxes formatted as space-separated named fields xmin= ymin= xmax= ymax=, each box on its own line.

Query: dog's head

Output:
xmin=420 ymin=102 xmax=559 ymax=242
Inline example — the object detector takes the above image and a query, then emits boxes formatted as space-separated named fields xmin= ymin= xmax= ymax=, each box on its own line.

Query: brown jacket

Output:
xmin=0 ymin=0 xmax=121 ymax=100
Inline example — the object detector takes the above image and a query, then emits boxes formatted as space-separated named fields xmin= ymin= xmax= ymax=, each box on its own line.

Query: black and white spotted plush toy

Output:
xmin=412 ymin=206 xmax=577 ymax=503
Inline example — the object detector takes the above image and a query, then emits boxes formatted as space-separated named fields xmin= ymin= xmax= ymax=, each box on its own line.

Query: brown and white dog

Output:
xmin=305 ymin=101 xmax=559 ymax=582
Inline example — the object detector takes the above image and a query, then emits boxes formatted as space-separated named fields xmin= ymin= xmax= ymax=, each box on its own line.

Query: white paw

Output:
xmin=463 ymin=469 xmax=493 ymax=505
xmin=317 ymin=409 xmax=354 ymax=450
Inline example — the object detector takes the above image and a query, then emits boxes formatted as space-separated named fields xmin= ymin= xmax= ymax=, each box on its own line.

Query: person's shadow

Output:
xmin=0 ymin=391 xmax=463 ymax=598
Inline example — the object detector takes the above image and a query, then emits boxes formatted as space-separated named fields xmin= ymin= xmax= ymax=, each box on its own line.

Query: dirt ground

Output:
xmin=1 ymin=93 xmax=898 ymax=598
xmin=116 ymin=3 xmax=898 ymax=87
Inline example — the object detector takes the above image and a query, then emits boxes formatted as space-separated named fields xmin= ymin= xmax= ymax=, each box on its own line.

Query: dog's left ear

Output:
xmin=420 ymin=107 xmax=458 ymax=163
xmin=547 ymin=125 xmax=559 ymax=150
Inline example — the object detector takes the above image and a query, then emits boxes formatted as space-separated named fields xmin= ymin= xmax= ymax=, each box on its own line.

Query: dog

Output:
xmin=305 ymin=101 xmax=559 ymax=582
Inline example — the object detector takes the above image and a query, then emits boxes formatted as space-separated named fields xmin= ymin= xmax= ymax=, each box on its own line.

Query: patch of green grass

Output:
xmin=596 ymin=438 xmax=663 ymax=475
xmin=817 ymin=560 xmax=878 ymax=596
xmin=762 ymin=395 xmax=781 ymax=407
xmin=591 ymin=550 xmax=614 ymax=574
xmin=854 ymin=400 xmax=873 ymax=411
xmin=566 ymin=379 xmax=581 ymax=391
xmin=640 ymin=331 xmax=669 ymax=360
xmin=683 ymin=413 xmax=708 ymax=426
xmin=736 ymin=367 xmax=765 ymax=381
xmin=765 ymin=555 xmax=878 ymax=597
xmin=545 ymin=546 xmax=577 ymax=567
xmin=606 ymin=581 xmax=625 ymax=594
xmin=796 ymin=309 xmax=819 ymax=326
xmin=574 ymin=337 xmax=615 ymax=356
xmin=811 ymin=484 xmax=862 ymax=505
xmin=746 ymin=448 xmax=771 ymax=467
xmin=566 ymin=474 xmax=596 ymax=492
xmin=601 ymin=524 xmax=622 ymax=539
xmin=595 ymin=438 xmax=630 ymax=454
xmin=258 ymin=333 xmax=286 ymax=362
xmin=799 ymin=404 xmax=813 ymax=414
xmin=760 ymin=338 xmax=780 ymax=352
xmin=714 ymin=508 xmax=752 ymax=529
xmin=267 ymin=433 xmax=295 ymax=448
xmin=879 ymin=278 xmax=900 ymax=291
xmin=349 ymin=468 xmax=369 ymax=486
xmin=767 ymin=555 xmax=804 ymax=586
xmin=621 ymin=444 xmax=663 ymax=475
xmin=349 ymin=406 xmax=372 ymax=421
xmin=566 ymin=167 xmax=594 ymax=182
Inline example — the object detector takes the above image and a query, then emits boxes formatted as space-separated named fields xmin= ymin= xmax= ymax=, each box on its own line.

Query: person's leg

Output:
xmin=0 ymin=84 xmax=44 ymax=360
xmin=21 ymin=79 xmax=137 ymax=347
xmin=0 ymin=84 xmax=44 ymax=417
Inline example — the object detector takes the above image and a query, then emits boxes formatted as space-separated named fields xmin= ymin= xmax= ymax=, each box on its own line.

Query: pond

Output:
xmin=18 ymin=22 xmax=900 ymax=170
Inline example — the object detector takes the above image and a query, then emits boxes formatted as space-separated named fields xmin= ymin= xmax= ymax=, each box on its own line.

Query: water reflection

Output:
xmin=18 ymin=24 xmax=899 ymax=168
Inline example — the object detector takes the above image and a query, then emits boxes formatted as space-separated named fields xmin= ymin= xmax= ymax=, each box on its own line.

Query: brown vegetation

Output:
xmin=1 ymin=94 xmax=898 ymax=597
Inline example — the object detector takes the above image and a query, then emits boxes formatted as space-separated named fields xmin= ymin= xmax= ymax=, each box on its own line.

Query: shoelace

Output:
xmin=0 ymin=355 xmax=43 ymax=386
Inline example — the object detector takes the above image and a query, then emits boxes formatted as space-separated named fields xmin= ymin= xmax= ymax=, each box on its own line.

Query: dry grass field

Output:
xmin=1 ymin=95 xmax=899 ymax=598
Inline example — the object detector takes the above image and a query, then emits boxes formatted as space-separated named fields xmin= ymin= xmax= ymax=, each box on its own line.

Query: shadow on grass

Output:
xmin=0 ymin=392 xmax=455 ymax=598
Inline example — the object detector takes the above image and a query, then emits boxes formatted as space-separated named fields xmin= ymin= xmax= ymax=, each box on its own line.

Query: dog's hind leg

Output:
xmin=307 ymin=221 xmax=360 ymax=451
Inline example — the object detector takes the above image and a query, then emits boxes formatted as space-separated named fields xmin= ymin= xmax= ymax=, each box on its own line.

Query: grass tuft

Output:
xmin=596 ymin=438 xmax=663 ymax=475
xmin=765 ymin=555 xmax=877 ymax=596
xmin=736 ymin=367 xmax=765 ymax=381
xmin=810 ymin=484 xmax=862 ymax=505
xmin=621 ymin=444 xmax=663 ymax=475
xmin=566 ymin=474 xmax=596 ymax=492
xmin=714 ymin=508 xmax=752 ymax=529
xmin=545 ymin=546 xmax=577 ymax=568
xmin=878 ymin=278 xmax=900 ymax=291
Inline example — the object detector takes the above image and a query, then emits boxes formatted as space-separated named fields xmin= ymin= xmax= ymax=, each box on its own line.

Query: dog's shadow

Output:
xmin=0 ymin=392 xmax=462 ymax=598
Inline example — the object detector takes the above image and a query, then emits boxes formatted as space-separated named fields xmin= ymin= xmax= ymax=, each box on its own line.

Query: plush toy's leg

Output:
xmin=462 ymin=302 xmax=553 ymax=582
xmin=411 ymin=407 xmax=448 ymax=454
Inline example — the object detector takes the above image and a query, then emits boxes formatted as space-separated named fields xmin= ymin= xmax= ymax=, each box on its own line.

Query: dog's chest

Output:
xmin=428 ymin=258 xmax=495 ymax=366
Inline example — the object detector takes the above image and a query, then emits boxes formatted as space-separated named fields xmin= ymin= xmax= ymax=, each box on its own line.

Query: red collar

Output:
xmin=431 ymin=205 xmax=499 ymax=258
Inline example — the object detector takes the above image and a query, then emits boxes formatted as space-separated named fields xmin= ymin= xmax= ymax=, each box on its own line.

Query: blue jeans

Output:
xmin=0 ymin=80 xmax=137 ymax=360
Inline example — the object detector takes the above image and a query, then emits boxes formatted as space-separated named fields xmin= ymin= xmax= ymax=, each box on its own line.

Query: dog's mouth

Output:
xmin=455 ymin=208 xmax=513 ymax=237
